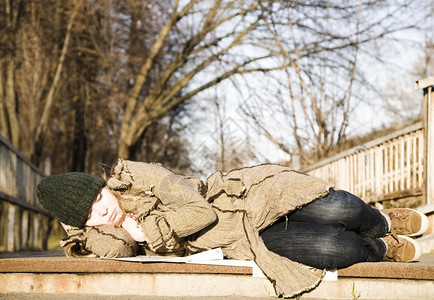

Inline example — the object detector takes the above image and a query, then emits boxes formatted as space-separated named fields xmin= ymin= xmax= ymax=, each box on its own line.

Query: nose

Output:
xmin=93 ymin=204 xmax=108 ymax=216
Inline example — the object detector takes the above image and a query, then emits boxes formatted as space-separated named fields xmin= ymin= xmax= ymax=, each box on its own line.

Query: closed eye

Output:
xmin=95 ymin=192 xmax=103 ymax=203
xmin=88 ymin=191 xmax=103 ymax=218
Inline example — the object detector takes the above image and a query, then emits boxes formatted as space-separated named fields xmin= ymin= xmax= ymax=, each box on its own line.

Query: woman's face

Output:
xmin=85 ymin=188 xmax=124 ymax=227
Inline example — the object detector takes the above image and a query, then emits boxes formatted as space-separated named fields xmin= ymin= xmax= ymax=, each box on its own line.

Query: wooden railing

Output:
xmin=0 ymin=134 xmax=50 ymax=252
xmin=301 ymin=122 xmax=424 ymax=203
xmin=302 ymin=77 xmax=434 ymax=206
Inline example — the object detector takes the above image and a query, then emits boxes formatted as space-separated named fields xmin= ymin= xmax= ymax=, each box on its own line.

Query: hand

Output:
xmin=121 ymin=214 xmax=147 ymax=242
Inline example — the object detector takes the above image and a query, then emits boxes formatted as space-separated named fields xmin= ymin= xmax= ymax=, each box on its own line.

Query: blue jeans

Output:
xmin=260 ymin=189 xmax=388 ymax=269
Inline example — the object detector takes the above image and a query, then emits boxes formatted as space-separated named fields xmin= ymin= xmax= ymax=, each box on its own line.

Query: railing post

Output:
xmin=415 ymin=76 xmax=434 ymax=205
xmin=44 ymin=157 xmax=51 ymax=176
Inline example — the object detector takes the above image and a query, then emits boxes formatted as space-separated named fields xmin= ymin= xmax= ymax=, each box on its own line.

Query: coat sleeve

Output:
xmin=121 ymin=161 xmax=217 ymax=252
xmin=61 ymin=225 xmax=139 ymax=258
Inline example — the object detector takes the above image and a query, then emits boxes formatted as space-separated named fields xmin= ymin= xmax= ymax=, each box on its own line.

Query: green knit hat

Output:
xmin=36 ymin=172 xmax=106 ymax=228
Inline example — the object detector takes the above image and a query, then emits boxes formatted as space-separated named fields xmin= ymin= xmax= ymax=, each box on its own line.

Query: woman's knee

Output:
xmin=326 ymin=190 xmax=368 ymax=216
xmin=331 ymin=190 xmax=363 ymax=206
xmin=312 ymin=230 xmax=365 ymax=269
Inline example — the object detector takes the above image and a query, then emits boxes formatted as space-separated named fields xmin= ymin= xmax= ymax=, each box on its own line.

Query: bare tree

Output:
xmin=211 ymin=92 xmax=256 ymax=171
xmin=31 ymin=2 xmax=81 ymax=165
xmin=1 ymin=0 xmax=201 ymax=172
xmin=1 ymin=0 xmax=430 ymax=175
xmin=239 ymin=1 xmax=427 ymax=167
xmin=0 ymin=0 xmax=22 ymax=147
xmin=117 ymin=0 xmax=285 ymax=159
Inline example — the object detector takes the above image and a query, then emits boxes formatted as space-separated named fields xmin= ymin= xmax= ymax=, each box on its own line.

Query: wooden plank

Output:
xmin=386 ymin=143 xmax=391 ymax=194
xmin=0 ymin=134 xmax=44 ymax=177
xmin=394 ymin=139 xmax=398 ymax=192
xmin=375 ymin=188 xmax=424 ymax=202
xmin=370 ymin=149 xmax=375 ymax=196
xmin=33 ymin=215 xmax=39 ymax=250
xmin=21 ymin=210 xmax=29 ymax=250
xmin=406 ymin=137 xmax=411 ymax=190
xmin=413 ymin=133 xmax=418 ymax=189
xmin=400 ymin=136 xmax=404 ymax=190
xmin=359 ymin=152 xmax=365 ymax=198
xmin=0 ymin=191 xmax=50 ymax=215
xmin=418 ymin=134 xmax=424 ymax=189
xmin=425 ymin=86 xmax=434 ymax=205
xmin=7 ymin=204 xmax=15 ymax=252
xmin=0 ymin=201 xmax=7 ymax=251
xmin=414 ymin=76 xmax=434 ymax=90
xmin=375 ymin=146 xmax=382 ymax=197
xmin=14 ymin=206 xmax=21 ymax=251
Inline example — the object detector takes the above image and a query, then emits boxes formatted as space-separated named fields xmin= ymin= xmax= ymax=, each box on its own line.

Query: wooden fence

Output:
xmin=302 ymin=122 xmax=424 ymax=204
xmin=302 ymin=77 xmax=434 ymax=207
xmin=0 ymin=134 xmax=50 ymax=252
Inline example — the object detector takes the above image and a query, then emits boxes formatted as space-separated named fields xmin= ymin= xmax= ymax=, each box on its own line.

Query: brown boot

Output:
xmin=381 ymin=208 xmax=429 ymax=237
xmin=381 ymin=234 xmax=421 ymax=262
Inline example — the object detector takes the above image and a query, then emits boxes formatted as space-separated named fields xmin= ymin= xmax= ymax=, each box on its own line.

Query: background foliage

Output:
xmin=0 ymin=0 xmax=432 ymax=176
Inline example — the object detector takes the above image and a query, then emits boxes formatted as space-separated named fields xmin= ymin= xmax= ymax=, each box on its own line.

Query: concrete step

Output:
xmin=0 ymin=251 xmax=433 ymax=299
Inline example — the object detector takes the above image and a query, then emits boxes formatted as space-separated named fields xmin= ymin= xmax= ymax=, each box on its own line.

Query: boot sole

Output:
xmin=408 ymin=209 xmax=429 ymax=237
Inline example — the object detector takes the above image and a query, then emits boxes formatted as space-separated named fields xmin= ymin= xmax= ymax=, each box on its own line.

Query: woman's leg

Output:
xmin=288 ymin=189 xmax=389 ymax=238
xmin=260 ymin=220 xmax=386 ymax=269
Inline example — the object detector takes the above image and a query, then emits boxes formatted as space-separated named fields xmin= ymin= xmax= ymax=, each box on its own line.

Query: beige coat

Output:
xmin=62 ymin=159 xmax=333 ymax=298
xmin=103 ymin=160 xmax=334 ymax=298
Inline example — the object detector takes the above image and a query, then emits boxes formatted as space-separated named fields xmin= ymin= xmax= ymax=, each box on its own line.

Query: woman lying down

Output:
xmin=37 ymin=159 xmax=428 ymax=298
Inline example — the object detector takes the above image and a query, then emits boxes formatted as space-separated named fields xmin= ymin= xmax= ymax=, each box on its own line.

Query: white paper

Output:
xmin=323 ymin=269 xmax=338 ymax=281
xmin=104 ymin=248 xmax=224 ymax=263
xmin=103 ymin=247 xmax=265 ymax=277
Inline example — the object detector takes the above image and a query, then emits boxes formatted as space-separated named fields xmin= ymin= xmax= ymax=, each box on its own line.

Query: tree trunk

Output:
xmin=4 ymin=59 xmax=20 ymax=147
xmin=118 ymin=117 xmax=153 ymax=159
xmin=0 ymin=68 xmax=9 ymax=139
xmin=71 ymin=96 xmax=87 ymax=172
xmin=30 ymin=2 xmax=80 ymax=165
